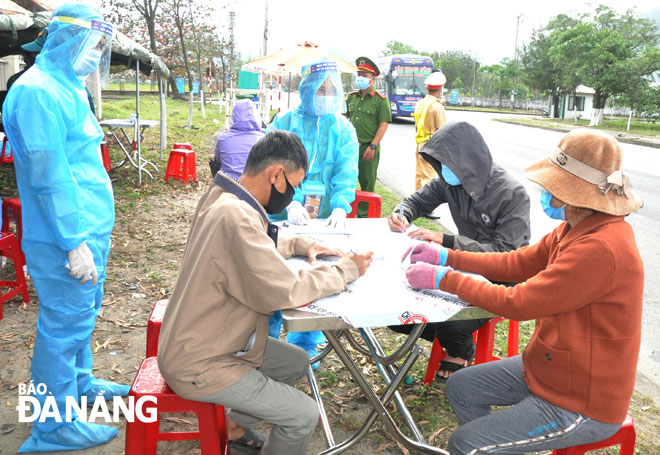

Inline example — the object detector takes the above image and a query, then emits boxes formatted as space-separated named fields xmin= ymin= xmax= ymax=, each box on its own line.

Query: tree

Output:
xmin=637 ymin=85 xmax=660 ymax=123
xmin=547 ymin=5 xmax=660 ymax=126
xmin=618 ymin=56 xmax=660 ymax=128
xmin=435 ymin=51 xmax=479 ymax=96
xmin=381 ymin=40 xmax=418 ymax=56
xmin=452 ymin=76 xmax=464 ymax=92
xmin=521 ymin=28 xmax=568 ymax=117
xmin=165 ymin=0 xmax=195 ymax=128
xmin=103 ymin=0 xmax=171 ymax=152
xmin=481 ymin=59 xmax=518 ymax=107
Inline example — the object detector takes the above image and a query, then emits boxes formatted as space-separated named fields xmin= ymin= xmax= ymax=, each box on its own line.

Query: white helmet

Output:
xmin=425 ymin=71 xmax=446 ymax=89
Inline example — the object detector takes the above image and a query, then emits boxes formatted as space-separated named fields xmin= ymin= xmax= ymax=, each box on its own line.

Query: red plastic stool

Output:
xmin=125 ymin=357 xmax=229 ymax=455
xmin=146 ymin=299 xmax=169 ymax=358
xmin=0 ymin=232 xmax=30 ymax=320
xmin=423 ymin=317 xmax=519 ymax=385
xmin=348 ymin=191 xmax=382 ymax=218
xmin=100 ymin=141 xmax=111 ymax=172
xmin=0 ymin=137 xmax=13 ymax=165
xmin=173 ymin=142 xmax=193 ymax=151
xmin=1 ymin=198 xmax=25 ymax=266
xmin=549 ymin=414 xmax=635 ymax=454
xmin=165 ymin=149 xmax=197 ymax=183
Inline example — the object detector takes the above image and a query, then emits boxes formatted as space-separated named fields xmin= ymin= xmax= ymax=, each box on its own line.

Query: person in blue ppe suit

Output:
xmin=267 ymin=58 xmax=359 ymax=369
xmin=3 ymin=3 xmax=128 ymax=452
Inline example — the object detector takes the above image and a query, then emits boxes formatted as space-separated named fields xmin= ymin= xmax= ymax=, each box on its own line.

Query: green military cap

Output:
xmin=355 ymin=56 xmax=380 ymax=77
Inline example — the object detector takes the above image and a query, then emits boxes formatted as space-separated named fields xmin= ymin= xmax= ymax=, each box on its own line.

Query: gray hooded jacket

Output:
xmin=399 ymin=121 xmax=531 ymax=252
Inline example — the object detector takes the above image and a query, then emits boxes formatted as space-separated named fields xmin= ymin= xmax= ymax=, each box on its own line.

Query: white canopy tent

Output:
xmin=0 ymin=1 xmax=171 ymax=183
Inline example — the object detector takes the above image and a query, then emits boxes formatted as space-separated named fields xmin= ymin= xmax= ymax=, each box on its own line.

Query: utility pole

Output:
xmin=229 ymin=11 xmax=235 ymax=90
xmin=513 ymin=14 xmax=522 ymax=64
xmin=511 ymin=14 xmax=522 ymax=111
xmin=263 ymin=0 xmax=269 ymax=56
xmin=471 ymin=62 xmax=479 ymax=107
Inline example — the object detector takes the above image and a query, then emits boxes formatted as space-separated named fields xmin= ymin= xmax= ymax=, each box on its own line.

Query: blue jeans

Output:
xmin=446 ymin=356 xmax=622 ymax=455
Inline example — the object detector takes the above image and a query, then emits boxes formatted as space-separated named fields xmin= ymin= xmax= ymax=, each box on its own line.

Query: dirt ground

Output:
xmin=1 ymin=134 xmax=659 ymax=454
xmin=0 ymin=132 xmax=425 ymax=454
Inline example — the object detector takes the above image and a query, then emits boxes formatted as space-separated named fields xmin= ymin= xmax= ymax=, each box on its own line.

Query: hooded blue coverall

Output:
xmin=3 ymin=3 xmax=128 ymax=452
xmin=267 ymin=59 xmax=359 ymax=362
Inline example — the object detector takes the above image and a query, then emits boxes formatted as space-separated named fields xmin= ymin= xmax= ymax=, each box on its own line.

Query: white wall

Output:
xmin=563 ymin=93 xmax=594 ymax=120
xmin=1 ymin=55 xmax=24 ymax=90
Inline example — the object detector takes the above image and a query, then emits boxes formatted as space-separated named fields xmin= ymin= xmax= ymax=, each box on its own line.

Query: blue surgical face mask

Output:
xmin=74 ymin=48 xmax=102 ymax=77
xmin=441 ymin=164 xmax=461 ymax=186
xmin=540 ymin=189 xmax=566 ymax=221
xmin=356 ymin=76 xmax=370 ymax=90
xmin=314 ymin=95 xmax=335 ymax=116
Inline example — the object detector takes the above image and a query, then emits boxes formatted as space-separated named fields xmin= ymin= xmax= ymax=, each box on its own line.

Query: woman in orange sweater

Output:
xmin=405 ymin=129 xmax=644 ymax=454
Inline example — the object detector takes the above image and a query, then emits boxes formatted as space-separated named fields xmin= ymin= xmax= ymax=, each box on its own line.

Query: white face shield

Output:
xmin=52 ymin=16 xmax=114 ymax=87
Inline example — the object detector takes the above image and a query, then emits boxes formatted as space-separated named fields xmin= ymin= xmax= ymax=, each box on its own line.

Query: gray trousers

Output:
xmin=446 ymin=356 xmax=622 ymax=455
xmin=199 ymin=337 xmax=319 ymax=455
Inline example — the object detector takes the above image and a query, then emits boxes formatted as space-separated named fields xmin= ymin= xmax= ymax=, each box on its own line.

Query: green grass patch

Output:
xmin=107 ymin=82 xmax=160 ymax=92
xmin=446 ymin=105 xmax=540 ymax=115
xmin=504 ymin=116 xmax=660 ymax=137
xmin=100 ymin=95 xmax=225 ymax=200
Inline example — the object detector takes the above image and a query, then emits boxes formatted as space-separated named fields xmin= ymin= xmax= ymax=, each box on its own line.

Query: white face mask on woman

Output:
xmin=73 ymin=48 xmax=102 ymax=77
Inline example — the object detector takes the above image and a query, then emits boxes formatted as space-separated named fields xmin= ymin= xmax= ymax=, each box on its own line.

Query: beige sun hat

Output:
xmin=524 ymin=129 xmax=642 ymax=216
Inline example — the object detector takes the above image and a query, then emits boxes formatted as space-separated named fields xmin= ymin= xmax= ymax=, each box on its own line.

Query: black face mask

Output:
xmin=264 ymin=172 xmax=295 ymax=214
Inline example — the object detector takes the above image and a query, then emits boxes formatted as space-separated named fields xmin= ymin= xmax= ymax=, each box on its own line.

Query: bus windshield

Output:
xmin=375 ymin=54 xmax=435 ymax=118
xmin=391 ymin=65 xmax=432 ymax=96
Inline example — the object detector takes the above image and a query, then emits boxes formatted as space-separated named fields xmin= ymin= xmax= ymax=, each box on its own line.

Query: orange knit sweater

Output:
xmin=440 ymin=213 xmax=644 ymax=423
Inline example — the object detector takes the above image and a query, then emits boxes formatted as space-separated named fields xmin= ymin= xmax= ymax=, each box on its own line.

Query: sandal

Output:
xmin=229 ymin=428 xmax=265 ymax=454
xmin=435 ymin=359 xmax=466 ymax=383
xmin=435 ymin=343 xmax=476 ymax=384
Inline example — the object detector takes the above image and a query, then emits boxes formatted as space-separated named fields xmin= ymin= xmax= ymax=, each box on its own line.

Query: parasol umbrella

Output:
xmin=245 ymin=41 xmax=355 ymax=75
xmin=243 ymin=41 xmax=356 ymax=108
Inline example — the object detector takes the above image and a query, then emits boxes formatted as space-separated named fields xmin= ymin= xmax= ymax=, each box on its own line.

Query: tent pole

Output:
xmin=288 ymin=72 xmax=291 ymax=109
xmin=136 ymin=59 xmax=142 ymax=185
xmin=158 ymin=73 xmax=166 ymax=160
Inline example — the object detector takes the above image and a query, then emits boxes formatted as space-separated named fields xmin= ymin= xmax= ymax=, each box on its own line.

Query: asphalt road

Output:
xmin=378 ymin=110 xmax=660 ymax=404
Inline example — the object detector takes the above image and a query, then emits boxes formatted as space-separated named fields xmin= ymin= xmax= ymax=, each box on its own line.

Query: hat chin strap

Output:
xmin=549 ymin=148 xmax=633 ymax=198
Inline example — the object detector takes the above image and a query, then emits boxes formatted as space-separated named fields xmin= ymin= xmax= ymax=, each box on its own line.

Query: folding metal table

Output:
xmin=280 ymin=219 xmax=495 ymax=455
xmin=99 ymin=118 xmax=159 ymax=179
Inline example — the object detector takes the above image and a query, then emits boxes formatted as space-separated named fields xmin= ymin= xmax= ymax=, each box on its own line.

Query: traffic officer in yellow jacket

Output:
xmin=346 ymin=56 xmax=391 ymax=217
xmin=413 ymin=70 xmax=447 ymax=190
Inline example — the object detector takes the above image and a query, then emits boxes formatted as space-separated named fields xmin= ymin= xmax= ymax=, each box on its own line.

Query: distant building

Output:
xmin=550 ymin=85 xmax=595 ymax=120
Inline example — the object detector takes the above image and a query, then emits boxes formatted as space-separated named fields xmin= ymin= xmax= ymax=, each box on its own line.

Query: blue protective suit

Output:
xmin=267 ymin=59 xmax=358 ymax=359
xmin=268 ymin=59 xmax=359 ymax=219
xmin=3 ymin=3 xmax=125 ymax=452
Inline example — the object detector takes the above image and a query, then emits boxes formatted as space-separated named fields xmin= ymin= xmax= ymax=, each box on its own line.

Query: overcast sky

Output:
xmin=230 ymin=0 xmax=660 ymax=66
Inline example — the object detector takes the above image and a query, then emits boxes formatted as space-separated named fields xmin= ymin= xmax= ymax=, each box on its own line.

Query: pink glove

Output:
xmin=406 ymin=263 xmax=452 ymax=289
xmin=401 ymin=242 xmax=448 ymax=265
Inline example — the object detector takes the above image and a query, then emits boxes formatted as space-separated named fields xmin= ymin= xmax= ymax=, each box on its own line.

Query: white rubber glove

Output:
xmin=66 ymin=241 xmax=98 ymax=285
xmin=287 ymin=200 xmax=310 ymax=225
xmin=325 ymin=208 xmax=347 ymax=229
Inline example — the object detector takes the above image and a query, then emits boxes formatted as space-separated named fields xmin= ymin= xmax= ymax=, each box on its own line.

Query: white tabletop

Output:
xmin=99 ymin=118 xmax=159 ymax=128
xmin=280 ymin=219 xmax=493 ymax=331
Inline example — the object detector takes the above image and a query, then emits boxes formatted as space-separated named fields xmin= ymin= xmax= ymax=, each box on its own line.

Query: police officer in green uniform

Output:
xmin=346 ymin=57 xmax=392 ymax=217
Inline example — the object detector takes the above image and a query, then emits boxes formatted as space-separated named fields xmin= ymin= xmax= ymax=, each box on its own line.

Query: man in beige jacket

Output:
xmin=158 ymin=130 xmax=373 ymax=455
